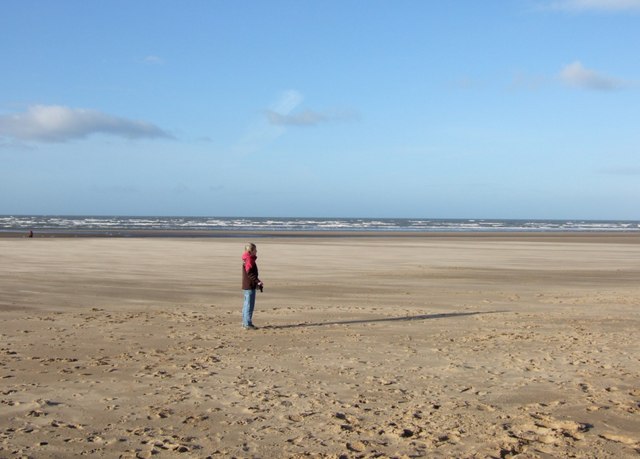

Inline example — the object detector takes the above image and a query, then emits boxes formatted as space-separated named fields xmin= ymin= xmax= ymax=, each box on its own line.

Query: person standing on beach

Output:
xmin=241 ymin=243 xmax=263 ymax=330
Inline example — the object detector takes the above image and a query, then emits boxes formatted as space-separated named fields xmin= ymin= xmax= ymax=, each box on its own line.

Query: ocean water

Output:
xmin=1 ymin=215 xmax=638 ymax=235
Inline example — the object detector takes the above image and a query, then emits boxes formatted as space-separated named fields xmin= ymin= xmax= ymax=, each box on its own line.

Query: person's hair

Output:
xmin=244 ymin=242 xmax=256 ymax=253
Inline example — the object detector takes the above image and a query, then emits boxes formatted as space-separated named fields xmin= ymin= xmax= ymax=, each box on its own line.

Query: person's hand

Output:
xmin=258 ymin=282 xmax=264 ymax=292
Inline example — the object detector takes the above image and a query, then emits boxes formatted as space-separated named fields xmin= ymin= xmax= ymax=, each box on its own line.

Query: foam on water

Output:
xmin=1 ymin=215 xmax=639 ymax=234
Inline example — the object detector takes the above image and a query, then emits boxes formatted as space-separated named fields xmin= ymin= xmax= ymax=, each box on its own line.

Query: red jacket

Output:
xmin=241 ymin=252 xmax=260 ymax=290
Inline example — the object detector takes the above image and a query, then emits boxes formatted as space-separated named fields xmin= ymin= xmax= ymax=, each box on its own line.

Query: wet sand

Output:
xmin=1 ymin=235 xmax=639 ymax=458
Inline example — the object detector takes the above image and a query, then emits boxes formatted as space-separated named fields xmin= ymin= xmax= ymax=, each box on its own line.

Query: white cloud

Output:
xmin=266 ymin=109 xmax=359 ymax=127
xmin=266 ymin=110 xmax=328 ymax=126
xmin=544 ymin=0 xmax=640 ymax=11
xmin=233 ymin=90 xmax=358 ymax=154
xmin=143 ymin=55 xmax=165 ymax=65
xmin=265 ymin=90 xmax=359 ymax=127
xmin=559 ymin=61 xmax=627 ymax=90
xmin=271 ymin=90 xmax=304 ymax=114
xmin=233 ymin=90 xmax=304 ymax=154
xmin=0 ymin=105 xmax=172 ymax=143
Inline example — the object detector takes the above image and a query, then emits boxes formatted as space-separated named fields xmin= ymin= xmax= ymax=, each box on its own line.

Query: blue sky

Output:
xmin=1 ymin=0 xmax=639 ymax=219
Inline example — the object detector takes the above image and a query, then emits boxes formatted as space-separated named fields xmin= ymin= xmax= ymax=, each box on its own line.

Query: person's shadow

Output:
xmin=262 ymin=310 xmax=506 ymax=330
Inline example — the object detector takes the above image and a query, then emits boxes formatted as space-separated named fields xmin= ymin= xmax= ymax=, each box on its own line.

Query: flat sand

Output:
xmin=1 ymin=235 xmax=639 ymax=458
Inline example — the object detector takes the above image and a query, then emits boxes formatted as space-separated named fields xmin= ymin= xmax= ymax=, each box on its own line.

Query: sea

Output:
xmin=1 ymin=215 xmax=639 ymax=236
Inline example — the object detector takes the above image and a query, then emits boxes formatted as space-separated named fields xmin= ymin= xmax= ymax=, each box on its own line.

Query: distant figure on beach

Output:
xmin=241 ymin=243 xmax=263 ymax=330
xmin=28 ymin=230 xmax=33 ymax=238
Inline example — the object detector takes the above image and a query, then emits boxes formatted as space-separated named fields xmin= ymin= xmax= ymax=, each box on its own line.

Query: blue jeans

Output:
xmin=242 ymin=289 xmax=256 ymax=326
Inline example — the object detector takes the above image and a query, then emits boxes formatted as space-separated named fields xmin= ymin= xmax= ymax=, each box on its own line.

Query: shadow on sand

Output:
xmin=263 ymin=310 xmax=507 ymax=330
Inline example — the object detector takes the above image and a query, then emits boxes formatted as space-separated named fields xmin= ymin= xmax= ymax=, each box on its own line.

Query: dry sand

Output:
xmin=0 ymin=235 xmax=639 ymax=458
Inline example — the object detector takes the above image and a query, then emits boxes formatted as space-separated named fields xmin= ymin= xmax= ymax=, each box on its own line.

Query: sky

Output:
xmin=1 ymin=0 xmax=639 ymax=219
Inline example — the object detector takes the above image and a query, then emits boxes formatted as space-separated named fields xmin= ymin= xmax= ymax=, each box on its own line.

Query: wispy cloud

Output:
xmin=266 ymin=108 xmax=358 ymax=127
xmin=271 ymin=89 xmax=304 ymax=114
xmin=543 ymin=0 xmax=640 ymax=11
xmin=234 ymin=90 xmax=359 ymax=154
xmin=233 ymin=90 xmax=302 ymax=154
xmin=0 ymin=105 xmax=172 ymax=143
xmin=559 ymin=61 xmax=629 ymax=90
xmin=142 ymin=55 xmax=165 ymax=65
xmin=264 ymin=90 xmax=358 ymax=127
xmin=266 ymin=110 xmax=328 ymax=126
xmin=511 ymin=62 xmax=635 ymax=91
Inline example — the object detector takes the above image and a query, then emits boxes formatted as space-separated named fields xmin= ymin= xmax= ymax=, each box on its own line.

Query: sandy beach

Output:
xmin=1 ymin=234 xmax=639 ymax=458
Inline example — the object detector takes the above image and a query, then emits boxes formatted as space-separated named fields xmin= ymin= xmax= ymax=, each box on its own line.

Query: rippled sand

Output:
xmin=1 ymin=235 xmax=639 ymax=458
